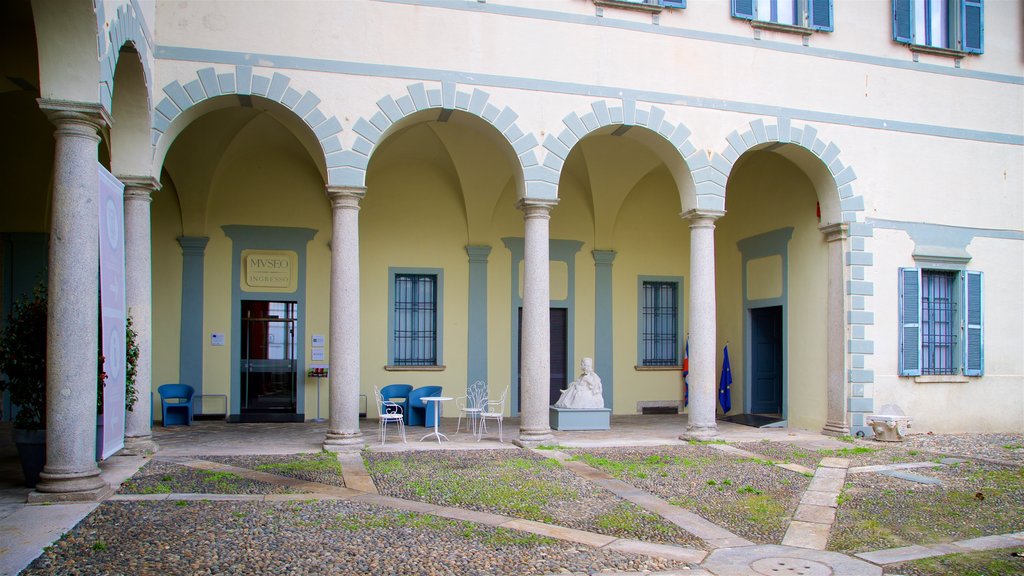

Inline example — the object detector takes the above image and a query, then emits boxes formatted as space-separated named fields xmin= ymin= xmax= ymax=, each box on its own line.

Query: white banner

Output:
xmin=98 ymin=165 xmax=126 ymax=460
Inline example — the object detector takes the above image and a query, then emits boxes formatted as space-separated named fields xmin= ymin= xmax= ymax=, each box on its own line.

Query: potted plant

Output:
xmin=0 ymin=281 xmax=140 ymax=485
xmin=0 ymin=282 xmax=47 ymax=486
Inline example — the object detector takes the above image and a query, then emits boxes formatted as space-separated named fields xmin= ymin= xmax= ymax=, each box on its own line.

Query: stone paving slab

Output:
xmin=848 ymin=461 xmax=943 ymax=474
xmin=777 ymin=462 xmax=815 ymax=475
xmin=602 ymin=539 xmax=707 ymax=563
xmin=176 ymin=493 xmax=264 ymax=501
xmin=706 ymin=443 xmax=769 ymax=460
xmin=501 ymin=518 xmax=617 ymax=547
xmin=879 ymin=470 xmax=944 ymax=485
xmin=0 ymin=502 xmax=99 ymax=576
xmin=781 ymin=520 xmax=830 ymax=550
xmin=815 ymin=466 xmax=846 ymax=478
xmin=793 ymin=504 xmax=836 ymax=524
xmin=431 ymin=506 xmax=510 ymax=527
xmin=807 ymin=475 xmax=845 ymax=492
xmin=856 ymin=544 xmax=943 ymax=564
xmin=956 ymin=533 xmax=1024 ymax=551
xmin=704 ymin=544 xmax=882 ymax=576
xmin=800 ymin=490 xmax=838 ymax=507
xmin=818 ymin=457 xmax=850 ymax=469
xmin=350 ymin=492 xmax=438 ymax=513
xmin=336 ymin=452 xmax=377 ymax=494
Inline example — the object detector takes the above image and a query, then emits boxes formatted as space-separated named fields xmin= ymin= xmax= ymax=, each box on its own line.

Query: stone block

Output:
xmin=549 ymin=406 xmax=611 ymax=430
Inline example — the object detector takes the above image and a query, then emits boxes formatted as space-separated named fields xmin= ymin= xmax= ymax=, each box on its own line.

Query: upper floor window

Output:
xmin=732 ymin=0 xmax=834 ymax=31
xmin=893 ymin=0 xmax=984 ymax=54
xmin=899 ymin=268 xmax=983 ymax=377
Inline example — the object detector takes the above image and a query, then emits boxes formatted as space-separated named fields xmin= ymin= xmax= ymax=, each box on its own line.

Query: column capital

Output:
xmin=119 ymin=175 xmax=162 ymax=202
xmin=516 ymin=197 xmax=558 ymax=218
xmin=37 ymin=98 xmax=111 ymax=133
xmin=466 ymin=244 xmax=492 ymax=263
xmin=819 ymin=222 xmax=849 ymax=243
xmin=177 ymin=236 xmax=210 ymax=256
xmin=592 ymin=250 xmax=617 ymax=266
xmin=680 ymin=208 xmax=726 ymax=225
xmin=326 ymin=185 xmax=366 ymax=209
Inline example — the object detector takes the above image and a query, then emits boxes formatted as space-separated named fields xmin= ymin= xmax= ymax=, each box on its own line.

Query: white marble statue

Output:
xmin=554 ymin=357 xmax=605 ymax=409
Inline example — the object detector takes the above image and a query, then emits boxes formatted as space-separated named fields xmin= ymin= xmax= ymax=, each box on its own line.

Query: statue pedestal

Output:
xmin=549 ymin=406 xmax=611 ymax=431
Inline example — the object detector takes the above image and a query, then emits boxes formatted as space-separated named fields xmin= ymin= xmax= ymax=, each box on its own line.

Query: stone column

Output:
xmin=323 ymin=186 xmax=365 ymax=451
xmin=820 ymin=223 xmax=850 ymax=436
xmin=516 ymin=198 xmax=558 ymax=445
xmin=32 ymin=100 xmax=111 ymax=502
xmin=680 ymin=209 xmax=725 ymax=441
xmin=120 ymin=176 xmax=160 ymax=455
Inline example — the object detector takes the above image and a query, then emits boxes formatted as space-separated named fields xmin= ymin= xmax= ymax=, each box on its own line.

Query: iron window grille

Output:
xmin=642 ymin=281 xmax=678 ymax=366
xmin=921 ymin=270 xmax=956 ymax=375
xmin=393 ymin=274 xmax=437 ymax=366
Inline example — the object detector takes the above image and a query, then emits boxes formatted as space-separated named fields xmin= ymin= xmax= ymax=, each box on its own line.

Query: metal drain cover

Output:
xmin=751 ymin=557 xmax=833 ymax=576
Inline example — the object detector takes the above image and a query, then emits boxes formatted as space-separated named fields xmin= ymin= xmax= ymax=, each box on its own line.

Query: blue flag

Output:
xmin=718 ymin=344 xmax=732 ymax=414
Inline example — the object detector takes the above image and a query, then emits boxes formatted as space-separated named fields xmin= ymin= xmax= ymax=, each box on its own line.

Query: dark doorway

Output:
xmin=240 ymin=300 xmax=300 ymax=422
xmin=750 ymin=306 xmax=783 ymax=415
xmin=517 ymin=307 xmax=569 ymax=411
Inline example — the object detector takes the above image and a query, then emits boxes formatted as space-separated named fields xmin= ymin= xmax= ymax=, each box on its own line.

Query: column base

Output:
xmin=821 ymin=422 xmax=850 ymax=437
xmin=323 ymin=431 xmax=364 ymax=452
xmin=31 ymin=468 xmax=110 ymax=502
xmin=679 ymin=423 xmax=719 ymax=441
xmin=514 ymin=428 xmax=554 ymax=447
xmin=120 ymin=435 xmax=160 ymax=456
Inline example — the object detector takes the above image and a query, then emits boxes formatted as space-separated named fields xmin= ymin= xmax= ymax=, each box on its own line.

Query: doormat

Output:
xmin=718 ymin=413 xmax=783 ymax=428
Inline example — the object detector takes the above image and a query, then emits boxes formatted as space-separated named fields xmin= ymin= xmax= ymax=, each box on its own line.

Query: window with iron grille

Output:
xmin=641 ymin=280 xmax=679 ymax=366
xmin=392 ymin=273 xmax=438 ymax=366
xmin=899 ymin=267 xmax=983 ymax=377
xmin=921 ymin=270 xmax=956 ymax=375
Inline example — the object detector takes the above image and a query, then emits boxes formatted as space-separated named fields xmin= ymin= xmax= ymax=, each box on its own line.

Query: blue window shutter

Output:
xmin=899 ymin=268 xmax=922 ymax=376
xmin=961 ymin=0 xmax=984 ymax=53
xmin=732 ymin=0 xmax=755 ymax=20
xmin=963 ymin=271 xmax=984 ymax=376
xmin=893 ymin=0 xmax=914 ymax=43
xmin=808 ymin=0 xmax=833 ymax=31
xmin=661 ymin=0 xmax=686 ymax=8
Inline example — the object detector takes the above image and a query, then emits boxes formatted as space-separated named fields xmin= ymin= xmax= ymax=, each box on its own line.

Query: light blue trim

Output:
xmin=372 ymin=0 xmax=1020 ymax=86
xmin=868 ymin=218 xmax=1024 ymax=246
xmin=155 ymin=45 xmax=1023 ymax=146
xmin=502 ymin=237 xmax=583 ymax=415
xmin=387 ymin=267 xmax=445 ymax=367
xmin=593 ymin=251 xmax=616 ymax=408
xmin=635 ymin=276 xmax=685 ymax=369
xmin=737 ymin=227 xmax=793 ymax=419
xmin=222 ymin=226 xmax=316 ymax=420
xmin=466 ymin=246 xmax=492 ymax=391
xmin=177 ymin=236 xmax=209 ymax=401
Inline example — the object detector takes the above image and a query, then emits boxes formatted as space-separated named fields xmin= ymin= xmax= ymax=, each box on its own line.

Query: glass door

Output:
xmin=241 ymin=301 xmax=297 ymax=419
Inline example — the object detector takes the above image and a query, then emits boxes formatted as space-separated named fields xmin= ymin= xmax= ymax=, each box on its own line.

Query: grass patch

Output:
xmin=731 ymin=493 xmax=787 ymax=528
xmin=817 ymin=446 xmax=878 ymax=458
xmin=200 ymin=470 xmax=245 ymax=491
xmin=90 ymin=542 xmax=107 ymax=552
xmin=254 ymin=451 xmax=342 ymax=476
xmin=890 ymin=549 xmax=1024 ymax=576
xmin=594 ymin=503 xmax=676 ymax=539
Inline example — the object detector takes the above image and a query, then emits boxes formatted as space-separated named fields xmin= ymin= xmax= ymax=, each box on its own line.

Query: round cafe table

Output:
xmin=419 ymin=396 xmax=452 ymax=443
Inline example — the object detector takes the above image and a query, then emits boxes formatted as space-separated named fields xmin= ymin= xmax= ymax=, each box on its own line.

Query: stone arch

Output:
xmin=151 ymin=65 xmax=336 ymax=182
xmin=340 ymin=82 xmax=535 ymax=199
xmin=715 ymin=117 xmax=874 ymax=435
xmin=96 ymin=1 xmax=153 ymax=116
xmin=538 ymin=99 xmax=700 ymax=208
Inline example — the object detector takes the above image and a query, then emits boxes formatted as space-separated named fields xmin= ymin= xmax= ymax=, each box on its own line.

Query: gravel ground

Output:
xmin=734 ymin=439 xmax=939 ymax=469
xmin=117 ymin=460 xmax=299 ymax=495
xmin=21 ymin=500 xmax=691 ymax=576
xmin=565 ymin=445 xmax=810 ymax=544
xmin=903 ymin=432 xmax=1024 ymax=464
xmin=883 ymin=548 xmax=1024 ymax=576
xmin=202 ymin=452 xmax=346 ymax=488
xmin=364 ymin=448 xmax=704 ymax=548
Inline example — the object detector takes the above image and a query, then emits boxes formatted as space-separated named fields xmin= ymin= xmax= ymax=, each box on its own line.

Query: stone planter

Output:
xmin=12 ymin=428 xmax=46 ymax=487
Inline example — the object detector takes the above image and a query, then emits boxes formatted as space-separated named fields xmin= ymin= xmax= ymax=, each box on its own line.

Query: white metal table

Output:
xmin=419 ymin=396 xmax=452 ymax=443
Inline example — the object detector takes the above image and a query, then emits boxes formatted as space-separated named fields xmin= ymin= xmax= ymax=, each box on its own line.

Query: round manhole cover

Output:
xmin=751 ymin=556 xmax=833 ymax=576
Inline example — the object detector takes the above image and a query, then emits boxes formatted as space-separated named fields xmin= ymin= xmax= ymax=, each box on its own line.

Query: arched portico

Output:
xmin=715 ymin=118 xmax=872 ymax=437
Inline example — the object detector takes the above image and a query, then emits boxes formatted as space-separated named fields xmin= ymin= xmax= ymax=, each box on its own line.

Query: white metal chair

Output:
xmin=455 ymin=380 xmax=488 ymax=435
xmin=476 ymin=385 xmax=508 ymax=443
xmin=373 ymin=386 xmax=407 ymax=445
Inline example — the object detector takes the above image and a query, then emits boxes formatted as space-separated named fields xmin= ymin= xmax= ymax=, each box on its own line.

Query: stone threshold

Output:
xmin=856 ymin=531 xmax=1024 ymax=565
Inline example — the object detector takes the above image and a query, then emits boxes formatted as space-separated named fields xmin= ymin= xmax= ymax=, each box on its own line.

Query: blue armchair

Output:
xmin=406 ymin=386 xmax=442 ymax=427
xmin=158 ymin=384 xmax=195 ymax=426
xmin=378 ymin=384 xmax=413 ymax=418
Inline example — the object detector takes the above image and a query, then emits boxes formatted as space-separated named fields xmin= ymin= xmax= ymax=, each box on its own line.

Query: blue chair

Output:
xmin=406 ymin=386 xmax=442 ymax=427
xmin=158 ymin=384 xmax=195 ymax=427
xmin=378 ymin=384 xmax=413 ymax=418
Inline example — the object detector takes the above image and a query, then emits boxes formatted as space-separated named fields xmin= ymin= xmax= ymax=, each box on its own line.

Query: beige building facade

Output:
xmin=1 ymin=0 xmax=1022 ymax=499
